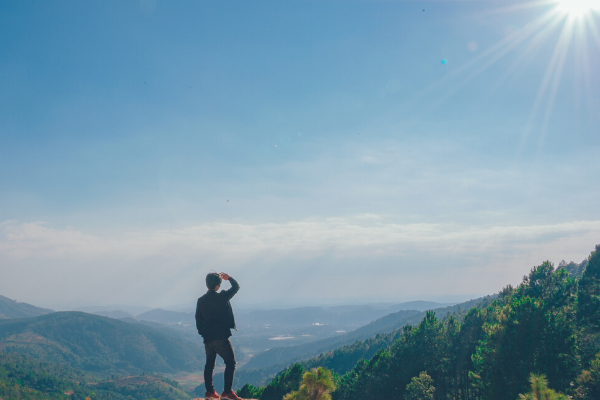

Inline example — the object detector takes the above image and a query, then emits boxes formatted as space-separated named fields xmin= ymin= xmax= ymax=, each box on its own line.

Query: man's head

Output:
xmin=206 ymin=273 xmax=222 ymax=291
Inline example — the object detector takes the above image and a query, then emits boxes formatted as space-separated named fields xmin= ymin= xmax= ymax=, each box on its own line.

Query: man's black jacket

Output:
xmin=195 ymin=277 xmax=239 ymax=343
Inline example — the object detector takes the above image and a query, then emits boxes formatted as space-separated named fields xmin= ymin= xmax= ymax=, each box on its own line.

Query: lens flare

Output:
xmin=556 ymin=0 xmax=599 ymax=17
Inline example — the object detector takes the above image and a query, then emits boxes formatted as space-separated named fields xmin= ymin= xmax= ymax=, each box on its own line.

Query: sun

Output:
xmin=556 ymin=0 xmax=599 ymax=17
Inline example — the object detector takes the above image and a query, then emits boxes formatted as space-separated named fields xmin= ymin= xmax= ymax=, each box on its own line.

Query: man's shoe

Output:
xmin=221 ymin=390 xmax=242 ymax=400
xmin=205 ymin=391 xmax=221 ymax=399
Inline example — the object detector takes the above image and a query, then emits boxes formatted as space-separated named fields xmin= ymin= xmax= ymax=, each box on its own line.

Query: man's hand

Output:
xmin=219 ymin=272 xmax=230 ymax=281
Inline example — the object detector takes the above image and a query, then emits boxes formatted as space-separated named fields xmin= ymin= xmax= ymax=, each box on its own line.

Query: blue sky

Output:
xmin=1 ymin=0 xmax=599 ymax=310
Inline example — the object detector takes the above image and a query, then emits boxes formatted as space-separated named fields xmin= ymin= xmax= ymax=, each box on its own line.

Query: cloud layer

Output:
xmin=1 ymin=217 xmax=598 ymax=310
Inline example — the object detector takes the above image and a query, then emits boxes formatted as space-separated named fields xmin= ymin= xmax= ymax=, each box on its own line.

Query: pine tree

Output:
xmin=577 ymin=245 xmax=600 ymax=330
xmin=575 ymin=353 xmax=600 ymax=399
xmin=405 ymin=371 xmax=435 ymax=400
xmin=283 ymin=367 xmax=336 ymax=400
xmin=518 ymin=373 xmax=568 ymax=400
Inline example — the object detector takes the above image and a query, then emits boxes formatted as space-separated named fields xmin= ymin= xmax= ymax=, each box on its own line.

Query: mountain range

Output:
xmin=89 ymin=301 xmax=453 ymax=328
xmin=0 ymin=295 xmax=54 ymax=319
xmin=0 ymin=250 xmax=593 ymax=400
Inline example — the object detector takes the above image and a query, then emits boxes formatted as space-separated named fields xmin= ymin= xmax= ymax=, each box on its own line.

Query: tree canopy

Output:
xmin=240 ymin=245 xmax=600 ymax=400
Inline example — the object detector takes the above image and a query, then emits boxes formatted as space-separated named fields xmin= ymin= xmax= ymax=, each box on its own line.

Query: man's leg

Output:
xmin=214 ymin=339 xmax=237 ymax=393
xmin=204 ymin=342 xmax=218 ymax=394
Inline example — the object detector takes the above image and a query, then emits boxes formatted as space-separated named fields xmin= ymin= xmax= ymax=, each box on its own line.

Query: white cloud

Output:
xmin=1 ymin=217 xmax=598 ymax=309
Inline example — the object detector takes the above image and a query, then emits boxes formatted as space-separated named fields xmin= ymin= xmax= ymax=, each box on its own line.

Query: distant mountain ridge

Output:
xmin=120 ymin=301 xmax=454 ymax=329
xmin=0 ymin=295 xmax=54 ymax=319
xmin=235 ymin=301 xmax=453 ymax=330
xmin=92 ymin=310 xmax=135 ymax=319
xmin=386 ymin=300 xmax=454 ymax=312
xmin=137 ymin=308 xmax=194 ymax=325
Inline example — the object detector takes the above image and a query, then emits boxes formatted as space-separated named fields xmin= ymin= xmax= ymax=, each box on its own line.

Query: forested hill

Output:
xmin=348 ymin=296 xmax=495 ymax=339
xmin=295 ymin=297 xmax=495 ymax=378
xmin=0 ymin=311 xmax=204 ymax=375
xmin=217 ymin=296 xmax=493 ymax=389
xmin=242 ymin=297 xmax=492 ymax=374
xmin=0 ymin=352 xmax=190 ymax=400
xmin=0 ymin=295 xmax=54 ymax=319
xmin=240 ymin=310 xmax=424 ymax=373
xmin=238 ymin=245 xmax=600 ymax=400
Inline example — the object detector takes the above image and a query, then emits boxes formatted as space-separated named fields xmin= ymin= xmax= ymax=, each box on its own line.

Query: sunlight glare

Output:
xmin=556 ymin=0 xmax=599 ymax=17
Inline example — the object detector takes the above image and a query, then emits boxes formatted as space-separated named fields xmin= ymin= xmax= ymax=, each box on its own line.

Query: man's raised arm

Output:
xmin=219 ymin=272 xmax=240 ymax=301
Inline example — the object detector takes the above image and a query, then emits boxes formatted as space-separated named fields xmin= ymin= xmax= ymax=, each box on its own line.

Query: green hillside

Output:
xmin=218 ymin=310 xmax=423 ymax=390
xmin=301 ymin=330 xmax=410 ymax=375
xmin=0 ymin=295 xmax=54 ymax=319
xmin=238 ymin=245 xmax=600 ymax=400
xmin=228 ymin=296 xmax=493 ymax=388
xmin=241 ymin=309 xmax=424 ymax=372
xmin=0 ymin=311 xmax=204 ymax=375
xmin=0 ymin=352 xmax=190 ymax=400
xmin=242 ymin=296 xmax=494 ymax=374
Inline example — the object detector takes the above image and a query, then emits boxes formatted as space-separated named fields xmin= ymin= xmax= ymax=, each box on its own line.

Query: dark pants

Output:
xmin=204 ymin=338 xmax=236 ymax=393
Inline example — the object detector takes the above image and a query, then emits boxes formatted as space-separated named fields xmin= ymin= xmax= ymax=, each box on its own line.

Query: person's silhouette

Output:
xmin=196 ymin=272 xmax=241 ymax=400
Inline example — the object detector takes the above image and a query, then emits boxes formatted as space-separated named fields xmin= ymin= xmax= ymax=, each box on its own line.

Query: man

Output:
xmin=196 ymin=272 xmax=241 ymax=400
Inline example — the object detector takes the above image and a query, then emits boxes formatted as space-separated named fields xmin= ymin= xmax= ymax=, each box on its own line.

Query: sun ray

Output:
xmin=582 ymin=16 xmax=600 ymax=128
xmin=519 ymin=26 xmax=570 ymax=152
xmin=585 ymin=13 xmax=600 ymax=51
xmin=444 ymin=8 xmax=562 ymax=83
xmin=537 ymin=19 xmax=575 ymax=153
xmin=366 ymin=0 xmax=599 ymax=147
xmin=573 ymin=15 xmax=594 ymax=128
xmin=401 ymin=8 xmax=567 ymax=126
xmin=490 ymin=14 xmax=566 ymax=94
xmin=394 ymin=8 xmax=562 ymax=121
xmin=476 ymin=0 xmax=556 ymax=17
